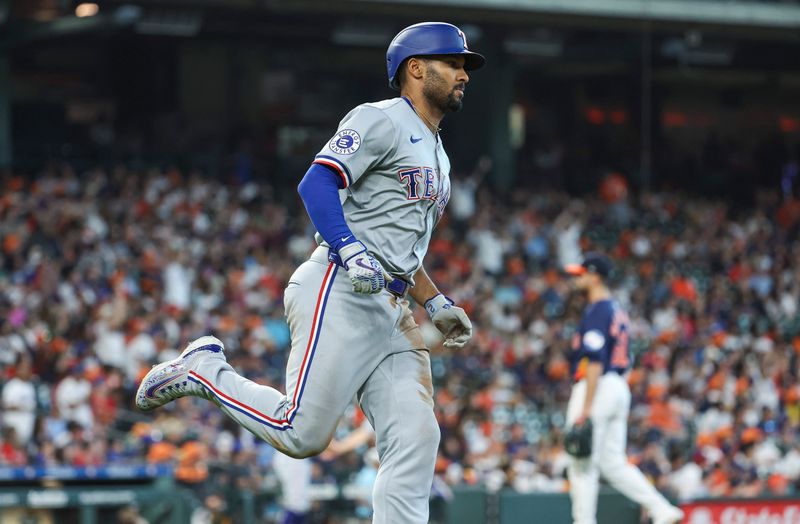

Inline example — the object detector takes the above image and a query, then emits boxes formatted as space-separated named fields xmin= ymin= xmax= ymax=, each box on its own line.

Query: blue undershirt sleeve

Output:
xmin=297 ymin=163 xmax=358 ymax=253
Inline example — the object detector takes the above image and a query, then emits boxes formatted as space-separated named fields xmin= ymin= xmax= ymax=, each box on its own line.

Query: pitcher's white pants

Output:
xmin=566 ymin=373 xmax=675 ymax=524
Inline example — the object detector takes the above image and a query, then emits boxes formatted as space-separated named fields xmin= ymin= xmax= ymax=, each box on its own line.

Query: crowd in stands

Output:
xmin=1 ymin=159 xmax=799 ymax=518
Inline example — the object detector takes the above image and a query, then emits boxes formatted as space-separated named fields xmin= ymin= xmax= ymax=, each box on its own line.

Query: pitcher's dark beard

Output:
xmin=423 ymin=68 xmax=463 ymax=113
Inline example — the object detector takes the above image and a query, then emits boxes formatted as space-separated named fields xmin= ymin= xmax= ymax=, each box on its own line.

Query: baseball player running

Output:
xmin=136 ymin=22 xmax=482 ymax=524
xmin=564 ymin=253 xmax=684 ymax=524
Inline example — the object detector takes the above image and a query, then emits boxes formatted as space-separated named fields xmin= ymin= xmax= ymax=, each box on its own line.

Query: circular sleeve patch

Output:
xmin=328 ymin=129 xmax=361 ymax=155
xmin=582 ymin=330 xmax=606 ymax=351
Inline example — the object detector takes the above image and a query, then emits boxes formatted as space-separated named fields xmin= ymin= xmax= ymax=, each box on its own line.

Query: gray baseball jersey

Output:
xmin=312 ymin=97 xmax=451 ymax=280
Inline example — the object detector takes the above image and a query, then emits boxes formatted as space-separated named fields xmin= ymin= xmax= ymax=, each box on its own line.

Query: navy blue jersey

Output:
xmin=570 ymin=299 xmax=631 ymax=380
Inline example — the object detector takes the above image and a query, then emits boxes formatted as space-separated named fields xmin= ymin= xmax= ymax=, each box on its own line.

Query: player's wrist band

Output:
xmin=337 ymin=241 xmax=366 ymax=265
xmin=424 ymin=293 xmax=453 ymax=317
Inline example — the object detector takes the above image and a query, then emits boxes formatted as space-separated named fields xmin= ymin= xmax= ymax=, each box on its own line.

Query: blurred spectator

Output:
xmin=272 ymin=453 xmax=312 ymax=523
xmin=0 ymin=427 xmax=27 ymax=465
xmin=54 ymin=364 xmax=93 ymax=429
xmin=191 ymin=493 xmax=233 ymax=524
xmin=2 ymin=354 xmax=37 ymax=443
xmin=176 ymin=441 xmax=210 ymax=486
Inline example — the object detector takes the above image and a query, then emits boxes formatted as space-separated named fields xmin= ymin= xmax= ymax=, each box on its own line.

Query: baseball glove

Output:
xmin=565 ymin=419 xmax=593 ymax=458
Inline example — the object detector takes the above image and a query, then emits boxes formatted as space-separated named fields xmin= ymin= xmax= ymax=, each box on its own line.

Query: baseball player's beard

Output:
xmin=422 ymin=69 xmax=463 ymax=113
xmin=445 ymin=91 xmax=463 ymax=112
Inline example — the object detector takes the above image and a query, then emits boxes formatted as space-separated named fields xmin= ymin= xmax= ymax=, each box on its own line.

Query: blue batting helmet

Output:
xmin=386 ymin=22 xmax=486 ymax=90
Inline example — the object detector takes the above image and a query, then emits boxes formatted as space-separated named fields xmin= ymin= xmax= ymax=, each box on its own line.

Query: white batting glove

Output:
xmin=425 ymin=293 xmax=473 ymax=349
xmin=339 ymin=241 xmax=387 ymax=295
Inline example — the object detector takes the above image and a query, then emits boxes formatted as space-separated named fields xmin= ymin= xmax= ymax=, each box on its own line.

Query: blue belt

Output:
xmin=327 ymin=249 xmax=411 ymax=298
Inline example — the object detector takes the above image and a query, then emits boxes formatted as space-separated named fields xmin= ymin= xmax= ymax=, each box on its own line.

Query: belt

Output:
xmin=325 ymin=248 xmax=411 ymax=298
xmin=573 ymin=368 xmax=629 ymax=383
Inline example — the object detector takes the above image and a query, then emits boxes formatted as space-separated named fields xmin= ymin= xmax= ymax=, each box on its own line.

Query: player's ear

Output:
xmin=406 ymin=57 xmax=425 ymax=83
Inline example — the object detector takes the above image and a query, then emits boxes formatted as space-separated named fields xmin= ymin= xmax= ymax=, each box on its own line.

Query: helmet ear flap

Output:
xmin=393 ymin=57 xmax=408 ymax=90
xmin=395 ymin=59 xmax=407 ymax=90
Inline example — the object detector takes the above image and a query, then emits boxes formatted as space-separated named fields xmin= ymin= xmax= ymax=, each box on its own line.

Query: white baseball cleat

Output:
xmin=135 ymin=335 xmax=226 ymax=411
xmin=653 ymin=506 xmax=684 ymax=524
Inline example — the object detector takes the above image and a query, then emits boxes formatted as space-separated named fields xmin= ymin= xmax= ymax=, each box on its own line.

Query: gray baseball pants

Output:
xmin=187 ymin=246 xmax=439 ymax=524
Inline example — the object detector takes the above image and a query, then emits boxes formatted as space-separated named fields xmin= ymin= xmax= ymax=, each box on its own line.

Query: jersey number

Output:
xmin=609 ymin=309 xmax=630 ymax=369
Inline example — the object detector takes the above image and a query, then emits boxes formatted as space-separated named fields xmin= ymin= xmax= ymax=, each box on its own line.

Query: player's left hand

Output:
xmin=425 ymin=293 xmax=472 ymax=348
xmin=565 ymin=419 xmax=593 ymax=458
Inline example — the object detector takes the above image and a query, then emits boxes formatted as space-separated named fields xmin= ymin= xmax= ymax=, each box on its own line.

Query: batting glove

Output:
xmin=425 ymin=293 xmax=473 ymax=349
xmin=339 ymin=241 xmax=387 ymax=295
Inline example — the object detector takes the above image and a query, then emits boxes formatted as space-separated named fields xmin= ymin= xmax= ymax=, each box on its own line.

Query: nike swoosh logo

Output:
xmin=146 ymin=375 xmax=180 ymax=398
xmin=410 ymin=136 xmax=423 ymax=144
xmin=355 ymin=259 xmax=378 ymax=272
xmin=341 ymin=236 xmax=351 ymax=243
